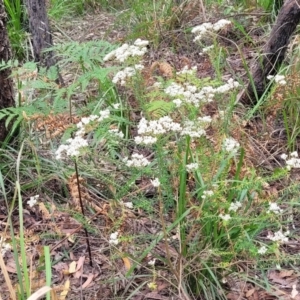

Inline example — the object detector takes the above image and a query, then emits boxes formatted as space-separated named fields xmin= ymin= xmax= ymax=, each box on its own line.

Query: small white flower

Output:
xmin=151 ymin=178 xmax=160 ymax=187
xmin=123 ymin=153 xmax=151 ymax=168
xmin=148 ymin=258 xmax=156 ymax=266
xmin=112 ymin=67 xmax=137 ymax=85
xmin=280 ymin=153 xmax=288 ymax=160
xmin=278 ymin=79 xmax=286 ymax=86
xmin=0 ymin=240 xmax=11 ymax=256
xmin=291 ymin=151 xmax=298 ymax=158
xmin=192 ymin=19 xmax=231 ymax=42
xmin=267 ymin=230 xmax=289 ymax=243
xmin=152 ymin=82 xmax=162 ymax=88
xmin=104 ymin=39 xmax=148 ymax=62
xmin=134 ymin=38 xmax=149 ymax=47
xmin=257 ymin=245 xmax=267 ymax=255
xmin=202 ymin=45 xmax=214 ymax=53
xmin=267 ymin=202 xmax=283 ymax=214
xmin=267 ymin=74 xmax=287 ymax=86
xmin=134 ymin=64 xmax=145 ymax=70
xmin=213 ymin=19 xmax=232 ymax=31
xmin=109 ymin=128 xmax=124 ymax=138
xmin=285 ymin=154 xmax=300 ymax=169
xmin=113 ymin=103 xmax=121 ymax=109
xmin=109 ymin=232 xmax=119 ymax=245
xmin=180 ymin=120 xmax=206 ymax=138
xmin=134 ymin=135 xmax=157 ymax=145
xmin=173 ymin=98 xmax=183 ymax=107
xmin=124 ymin=202 xmax=133 ymax=209
xmin=176 ymin=66 xmax=197 ymax=75
xmin=223 ymin=137 xmax=240 ymax=154
xmin=137 ymin=116 xmax=182 ymax=135
xmin=219 ymin=110 xmax=225 ymax=119
xmin=75 ymin=111 xmax=110 ymax=137
xmin=186 ymin=163 xmax=199 ymax=172
xmin=164 ymin=82 xmax=185 ymax=97
xmin=55 ymin=136 xmax=88 ymax=160
xmin=219 ymin=214 xmax=231 ymax=221
xmin=27 ymin=195 xmax=39 ymax=207
xmin=228 ymin=201 xmax=242 ymax=212
xmin=198 ymin=116 xmax=212 ymax=123
xmin=201 ymin=190 xmax=214 ymax=199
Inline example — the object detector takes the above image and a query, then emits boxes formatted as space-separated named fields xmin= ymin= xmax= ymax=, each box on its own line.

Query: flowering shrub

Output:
xmin=192 ymin=19 xmax=232 ymax=42
xmin=49 ymin=30 xmax=298 ymax=299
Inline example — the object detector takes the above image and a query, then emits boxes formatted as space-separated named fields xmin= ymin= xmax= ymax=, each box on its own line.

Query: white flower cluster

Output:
xmin=109 ymin=232 xmax=119 ymax=245
xmin=267 ymin=74 xmax=287 ymax=86
xmin=198 ymin=116 xmax=212 ymax=123
xmin=164 ymin=79 xmax=239 ymax=107
xmin=148 ymin=258 xmax=156 ymax=266
xmin=223 ymin=137 xmax=240 ymax=154
xmin=267 ymin=230 xmax=289 ymax=243
xmin=27 ymin=195 xmax=39 ymax=207
xmin=76 ymin=111 xmax=110 ymax=137
xmin=202 ymin=45 xmax=214 ymax=53
xmin=281 ymin=152 xmax=300 ymax=170
xmin=135 ymin=115 xmax=213 ymax=145
xmin=135 ymin=116 xmax=181 ymax=145
xmin=152 ymin=82 xmax=162 ymax=88
xmin=55 ymin=110 xmax=110 ymax=160
xmin=228 ymin=201 xmax=242 ymax=212
xmin=123 ymin=153 xmax=151 ymax=168
xmin=267 ymin=202 xmax=283 ymax=214
xmin=192 ymin=19 xmax=232 ymax=42
xmin=186 ymin=162 xmax=199 ymax=171
xmin=173 ymin=98 xmax=183 ymax=107
xmin=120 ymin=201 xmax=133 ymax=209
xmin=201 ymin=190 xmax=214 ymax=199
xmin=55 ymin=136 xmax=89 ymax=160
xmin=176 ymin=66 xmax=197 ymax=75
xmin=112 ymin=103 xmax=121 ymax=109
xmin=134 ymin=135 xmax=157 ymax=145
xmin=219 ymin=213 xmax=231 ymax=221
xmin=180 ymin=120 xmax=207 ymax=138
xmin=108 ymin=128 xmax=124 ymax=139
xmin=112 ymin=64 xmax=144 ymax=86
xmin=104 ymin=39 xmax=149 ymax=63
xmin=0 ymin=239 xmax=11 ymax=256
xmin=215 ymin=78 xmax=240 ymax=93
xmin=164 ymin=82 xmax=185 ymax=97
xmin=151 ymin=178 xmax=160 ymax=187
xmin=257 ymin=245 xmax=267 ymax=255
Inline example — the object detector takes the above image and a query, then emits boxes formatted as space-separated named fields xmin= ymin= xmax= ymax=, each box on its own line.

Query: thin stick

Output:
xmin=199 ymin=0 xmax=207 ymax=22
xmin=74 ymin=161 xmax=93 ymax=267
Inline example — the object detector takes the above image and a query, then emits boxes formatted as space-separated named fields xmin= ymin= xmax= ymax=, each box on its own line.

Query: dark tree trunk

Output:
xmin=240 ymin=0 xmax=300 ymax=105
xmin=25 ymin=0 xmax=63 ymax=85
xmin=25 ymin=0 xmax=56 ymax=68
xmin=0 ymin=0 xmax=15 ymax=142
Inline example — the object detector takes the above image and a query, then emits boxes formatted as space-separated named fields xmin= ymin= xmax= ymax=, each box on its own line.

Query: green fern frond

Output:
xmin=48 ymin=40 xmax=117 ymax=68
xmin=145 ymin=100 xmax=174 ymax=118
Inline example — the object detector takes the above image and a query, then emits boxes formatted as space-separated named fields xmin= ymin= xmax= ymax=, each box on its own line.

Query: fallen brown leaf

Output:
xmin=59 ymin=279 xmax=70 ymax=300
xmin=81 ymin=273 xmax=94 ymax=289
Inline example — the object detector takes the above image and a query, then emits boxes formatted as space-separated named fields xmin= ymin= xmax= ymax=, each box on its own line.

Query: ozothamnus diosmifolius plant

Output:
xmin=3 ymin=18 xmax=299 ymax=299
xmin=47 ymin=19 xmax=298 ymax=297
